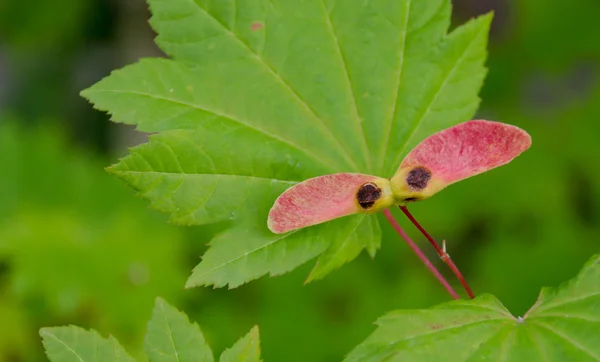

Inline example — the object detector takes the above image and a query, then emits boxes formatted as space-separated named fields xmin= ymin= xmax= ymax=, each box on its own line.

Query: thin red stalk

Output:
xmin=382 ymin=209 xmax=459 ymax=300
xmin=399 ymin=206 xmax=475 ymax=299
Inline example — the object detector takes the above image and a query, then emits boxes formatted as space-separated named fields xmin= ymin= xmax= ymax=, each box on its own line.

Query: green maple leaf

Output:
xmin=82 ymin=0 xmax=492 ymax=287
xmin=345 ymin=253 xmax=600 ymax=362
xmin=219 ymin=326 xmax=262 ymax=362
xmin=40 ymin=298 xmax=262 ymax=362
xmin=40 ymin=327 xmax=135 ymax=362
xmin=145 ymin=297 xmax=214 ymax=362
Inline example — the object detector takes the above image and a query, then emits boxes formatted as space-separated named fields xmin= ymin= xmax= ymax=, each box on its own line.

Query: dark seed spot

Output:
xmin=357 ymin=182 xmax=381 ymax=209
xmin=404 ymin=197 xmax=418 ymax=202
xmin=406 ymin=167 xmax=431 ymax=191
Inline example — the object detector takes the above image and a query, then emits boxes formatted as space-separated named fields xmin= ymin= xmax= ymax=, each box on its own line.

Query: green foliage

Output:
xmin=145 ymin=298 xmax=214 ymax=362
xmin=41 ymin=327 xmax=135 ymax=362
xmin=516 ymin=0 xmax=600 ymax=71
xmin=0 ymin=0 xmax=91 ymax=51
xmin=2 ymin=0 xmax=600 ymax=361
xmin=346 ymin=253 xmax=600 ymax=361
xmin=40 ymin=253 xmax=600 ymax=361
xmin=0 ymin=120 xmax=188 ymax=360
xmin=41 ymin=298 xmax=262 ymax=362
xmin=219 ymin=327 xmax=261 ymax=362
xmin=83 ymin=0 xmax=492 ymax=288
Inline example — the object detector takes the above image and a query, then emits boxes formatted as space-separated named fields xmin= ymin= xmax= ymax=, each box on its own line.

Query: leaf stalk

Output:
xmin=381 ymin=209 xmax=459 ymax=300
xmin=399 ymin=206 xmax=475 ymax=299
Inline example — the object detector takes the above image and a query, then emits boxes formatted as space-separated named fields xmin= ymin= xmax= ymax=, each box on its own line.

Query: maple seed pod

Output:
xmin=267 ymin=120 xmax=531 ymax=234
xmin=268 ymin=174 xmax=393 ymax=234
xmin=390 ymin=119 xmax=532 ymax=203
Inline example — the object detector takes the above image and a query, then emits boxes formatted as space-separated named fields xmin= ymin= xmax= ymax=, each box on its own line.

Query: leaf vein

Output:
xmin=317 ymin=215 xmax=365 ymax=270
xmin=388 ymin=20 xmax=486 ymax=172
xmin=533 ymin=321 xmax=600 ymax=361
xmin=111 ymin=169 xmax=298 ymax=184
xmin=534 ymin=313 xmax=600 ymax=324
xmin=43 ymin=332 xmax=86 ymax=362
xmin=526 ymin=325 xmax=551 ymax=362
xmin=159 ymin=301 xmax=181 ymax=362
xmin=319 ymin=0 xmax=371 ymax=171
xmin=534 ymin=291 xmax=600 ymax=314
xmin=90 ymin=88 xmax=336 ymax=172
xmin=179 ymin=175 xmax=220 ymax=223
xmin=189 ymin=1 xmax=360 ymax=171
xmin=196 ymin=231 xmax=300 ymax=281
xmin=462 ymin=324 xmax=510 ymax=361
xmin=384 ymin=317 xmax=507 ymax=345
xmin=380 ymin=0 xmax=411 ymax=174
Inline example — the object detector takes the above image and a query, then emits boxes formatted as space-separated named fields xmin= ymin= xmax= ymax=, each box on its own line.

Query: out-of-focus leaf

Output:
xmin=0 ymin=120 xmax=187 ymax=360
xmin=0 ymin=208 xmax=186 ymax=339
xmin=345 ymin=253 xmax=600 ymax=361
xmin=145 ymin=297 xmax=213 ymax=362
xmin=0 ymin=301 xmax=36 ymax=361
xmin=41 ymin=299 xmax=264 ymax=362
xmin=219 ymin=326 xmax=261 ymax=362
xmin=40 ymin=326 xmax=135 ymax=362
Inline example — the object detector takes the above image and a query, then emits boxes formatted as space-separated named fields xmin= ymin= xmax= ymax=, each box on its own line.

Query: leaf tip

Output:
xmin=39 ymin=327 xmax=52 ymax=338
xmin=79 ymin=88 xmax=92 ymax=101
xmin=104 ymin=164 xmax=118 ymax=174
xmin=482 ymin=10 xmax=495 ymax=21
xmin=470 ymin=10 xmax=494 ymax=29
xmin=303 ymin=270 xmax=318 ymax=285
xmin=184 ymin=278 xmax=199 ymax=289
xmin=154 ymin=296 xmax=167 ymax=307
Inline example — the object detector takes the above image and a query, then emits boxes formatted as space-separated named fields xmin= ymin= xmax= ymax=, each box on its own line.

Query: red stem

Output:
xmin=399 ymin=206 xmax=475 ymax=299
xmin=382 ymin=209 xmax=459 ymax=300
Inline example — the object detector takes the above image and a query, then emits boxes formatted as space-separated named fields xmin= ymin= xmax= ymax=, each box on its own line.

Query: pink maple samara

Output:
xmin=268 ymin=120 xmax=531 ymax=234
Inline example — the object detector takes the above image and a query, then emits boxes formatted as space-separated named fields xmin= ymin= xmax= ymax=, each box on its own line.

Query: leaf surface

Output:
xmin=381 ymin=11 xmax=491 ymax=176
xmin=186 ymin=214 xmax=366 ymax=288
xmin=41 ymin=299 xmax=265 ymax=362
xmin=40 ymin=327 xmax=135 ymax=362
xmin=307 ymin=214 xmax=381 ymax=282
xmin=219 ymin=326 xmax=262 ymax=362
xmin=145 ymin=297 xmax=214 ymax=362
xmin=83 ymin=0 xmax=492 ymax=286
xmin=345 ymin=254 xmax=600 ymax=362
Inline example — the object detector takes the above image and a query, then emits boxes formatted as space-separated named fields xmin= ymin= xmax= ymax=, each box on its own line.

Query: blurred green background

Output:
xmin=0 ymin=0 xmax=599 ymax=361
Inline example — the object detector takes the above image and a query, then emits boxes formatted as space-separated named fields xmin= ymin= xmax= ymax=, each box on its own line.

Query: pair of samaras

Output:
xmin=268 ymin=120 xmax=531 ymax=234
